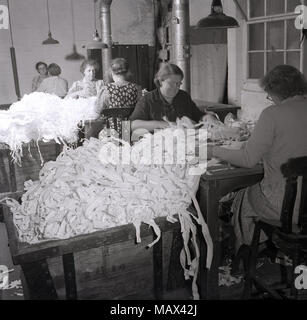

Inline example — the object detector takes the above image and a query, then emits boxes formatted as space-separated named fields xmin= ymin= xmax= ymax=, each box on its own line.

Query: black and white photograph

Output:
xmin=0 ymin=0 xmax=307 ymax=308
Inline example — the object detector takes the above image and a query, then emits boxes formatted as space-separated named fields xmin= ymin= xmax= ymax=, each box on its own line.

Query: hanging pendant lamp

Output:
xmin=65 ymin=0 xmax=85 ymax=60
xmin=42 ymin=0 xmax=59 ymax=44
xmin=84 ymin=0 xmax=108 ymax=50
xmin=196 ymin=0 xmax=239 ymax=29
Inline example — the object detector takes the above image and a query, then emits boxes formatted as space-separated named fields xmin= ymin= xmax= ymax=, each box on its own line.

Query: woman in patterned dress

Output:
xmin=97 ymin=58 xmax=141 ymax=132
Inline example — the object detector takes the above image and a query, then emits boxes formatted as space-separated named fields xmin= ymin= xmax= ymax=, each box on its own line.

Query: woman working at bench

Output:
xmin=129 ymin=63 xmax=206 ymax=132
xmin=66 ymin=59 xmax=104 ymax=99
xmin=207 ymin=65 xmax=307 ymax=252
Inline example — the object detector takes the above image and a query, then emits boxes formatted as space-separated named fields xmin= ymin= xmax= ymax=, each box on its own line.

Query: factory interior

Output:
xmin=0 ymin=0 xmax=307 ymax=302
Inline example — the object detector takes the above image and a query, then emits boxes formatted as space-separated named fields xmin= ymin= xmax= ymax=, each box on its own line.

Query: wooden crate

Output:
xmin=0 ymin=141 xmax=62 ymax=194
xmin=3 ymin=205 xmax=188 ymax=300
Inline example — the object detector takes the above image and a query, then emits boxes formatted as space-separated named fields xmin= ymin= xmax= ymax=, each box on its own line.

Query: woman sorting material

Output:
xmin=97 ymin=57 xmax=141 ymax=111
xmin=129 ymin=63 xmax=206 ymax=132
xmin=36 ymin=63 xmax=68 ymax=98
xmin=96 ymin=58 xmax=141 ymax=137
xmin=66 ymin=59 xmax=104 ymax=99
xmin=207 ymin=65 xmax=307 ymax=252
xmin=32 ymin=61 xmax=49 ymax=92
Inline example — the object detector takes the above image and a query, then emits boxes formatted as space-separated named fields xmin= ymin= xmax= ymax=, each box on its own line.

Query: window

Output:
xmin=247 ymin=0 xmax=303 ymax=79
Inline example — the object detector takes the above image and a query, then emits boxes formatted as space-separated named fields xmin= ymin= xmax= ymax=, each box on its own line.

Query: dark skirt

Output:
xmin=231 ymin=179 xmax=301 ymax=251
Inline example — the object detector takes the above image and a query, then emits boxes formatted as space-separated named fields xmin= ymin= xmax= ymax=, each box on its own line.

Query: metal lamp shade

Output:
xmin=66 ymin=44 xmax=85 ymax=60
xmin=85 ymin=31 xmax=108 ymax=50
xmin=86 ymin=40 xmax=108 ymax=50
xmin=42 ymin=32 xmax=59 ymax=44
xmin=42 ymin=0 xmax=59 ymax=45
xmin=196 ymin=0 xmax=239 ymax=29
xmin=197 ymin=14 xmax=239 ymax=29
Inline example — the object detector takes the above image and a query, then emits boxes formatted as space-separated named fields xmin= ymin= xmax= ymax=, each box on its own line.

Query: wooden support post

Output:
xmin=153 ymin=235 xmax=163 ymax=299
xmin=62 ymin=253 xmax=77 ymax=300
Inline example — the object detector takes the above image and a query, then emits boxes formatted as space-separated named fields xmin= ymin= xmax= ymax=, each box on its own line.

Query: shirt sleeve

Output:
xmin=129 ymin=96 xmax=150 ymax=121
xmin=32 ymin=77 xmax=38 ymax=92
xmin=36 ymin=79 xmax=46 ymax=93
xmin=67 ymin=81 xmax=79 ymax=95
xmin=213 ymin=108 xmax=275 ymax=168
xmin=59 ymin=79 xmax=68 ymax=97
xmin=95 ymin=80 xmax=105 ymax=94
xmin=101 ymin=89 xmax=110 ymax=109
xmin=65 ymin=79 xmax=68 ymax=91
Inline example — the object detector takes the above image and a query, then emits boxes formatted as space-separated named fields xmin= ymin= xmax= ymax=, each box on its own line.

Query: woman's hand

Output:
xmin=131 ymin=120 xmax=170 ymax=132
xmin=199 ymin=144 xmax=214 ymax=161
xmin=83 ymin=82 xmax=96 ymax=97
xmin=156 ymin=121 xmax=170 ymax=129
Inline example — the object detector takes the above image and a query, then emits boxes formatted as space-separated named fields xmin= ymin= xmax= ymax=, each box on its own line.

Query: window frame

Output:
xmin=246 ymin=0 xmax=304 ymax=80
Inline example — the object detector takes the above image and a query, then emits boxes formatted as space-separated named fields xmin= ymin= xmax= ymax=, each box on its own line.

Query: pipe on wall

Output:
xmin=171 ymin=0 xmax=191 ymax=93
xmin=100 ymin=0 xmax=113 ymax=83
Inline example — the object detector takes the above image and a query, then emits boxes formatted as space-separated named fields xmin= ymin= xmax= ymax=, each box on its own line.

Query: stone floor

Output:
xmin=1 ymin=221 xmax=306 ymax=300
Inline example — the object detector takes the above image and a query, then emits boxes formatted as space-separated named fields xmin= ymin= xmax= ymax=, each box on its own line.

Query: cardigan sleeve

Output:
xmin=129 ymin=95 xmax=150 ymax=121
xmin=212 ymin=108 xmax=275 ymax=168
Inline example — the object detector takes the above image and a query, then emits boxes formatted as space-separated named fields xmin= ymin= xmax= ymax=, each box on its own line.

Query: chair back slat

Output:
xmin=280 ymin=157 xmax=307 ymax=235
xmin=299 ymin=176 xmax=307 ymax=234
xmin=280 ymin=176 xmax=298 ymax=234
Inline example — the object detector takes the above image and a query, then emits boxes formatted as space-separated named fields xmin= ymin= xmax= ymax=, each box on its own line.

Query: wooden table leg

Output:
xmin=153 ymin=235 xmax=163 ymax=299
xmin=21 ymin=259 xmax=58 ymax=300
xmin=199 ymin=180 xmax=221 ymax=299
xmin=62 ymin=253 xmax=77 ymax=300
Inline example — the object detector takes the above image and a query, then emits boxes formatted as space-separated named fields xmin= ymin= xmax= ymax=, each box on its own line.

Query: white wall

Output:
xmin=1 ymin=0 xmax=270 ymax=120
xmin=1 ymin=0 xmax=93 ymax=104
xmin=191 ymin=0 xmax=272 ymax=121
xmin=0 ymin=0 xmax=154 ymax=105
xmin=226 ymin=0 xmax=270 ymax=121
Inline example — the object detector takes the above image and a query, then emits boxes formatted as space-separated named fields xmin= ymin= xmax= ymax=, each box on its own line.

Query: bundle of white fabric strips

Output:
xmin=3 ymin=119 xmax=213 ymax=300
xmin=0 ymin=92 xmax=99 ymax=164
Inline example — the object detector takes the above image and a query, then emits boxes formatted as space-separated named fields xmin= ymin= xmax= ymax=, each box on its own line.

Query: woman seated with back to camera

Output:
xmin=96 ymin=57 xmax=141 ymax=112
xmin=206 ymin=65 xmax=307 ymax=253
xmin=96 ymin=58 xmax=141 ymax=133
xmin=36 ymin=63 xmax=68 ymax=98
xmin=66 ymin=59 xmax=104 ymax=99
xmin=129 ymin=63 xmax=206 ymax=132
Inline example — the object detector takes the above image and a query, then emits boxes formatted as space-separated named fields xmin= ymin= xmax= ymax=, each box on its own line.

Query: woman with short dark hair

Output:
xmin=66 ymin=59 xmax=104 ymax=99
xmin=260 ymin=64 xmax=307 ymax=103
xmin=129 ymin=62 xmax=205 ymax=132
xmin=36 ymin=63 xmax=68 ymax=98
xmin=32 ymin=61 xmax=49 ymax=92
xmin=207 ymin=65 xmax=307 ymax=251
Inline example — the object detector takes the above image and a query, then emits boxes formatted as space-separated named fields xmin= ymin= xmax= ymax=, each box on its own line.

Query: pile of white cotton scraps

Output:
xmin=0 ymin=92 xmax=99 ymax=164
xmin=3 ymin=125 xmax=213 ymax=300
xmin=201 ymin=113 xmax=242 ymax=141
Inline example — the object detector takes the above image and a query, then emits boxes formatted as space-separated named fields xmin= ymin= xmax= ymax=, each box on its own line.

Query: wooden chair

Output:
xmin=100 ymin=107 xmax=134 ymax=143
xmin=77 ymin=108 xmax=133 ymax=145
xmin=243 ymin=156 xmax=307 ymax=299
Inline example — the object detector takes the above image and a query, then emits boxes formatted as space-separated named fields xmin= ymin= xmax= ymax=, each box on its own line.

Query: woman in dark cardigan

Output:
xmin=129 ymin=63 xmax=206 ymax=132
